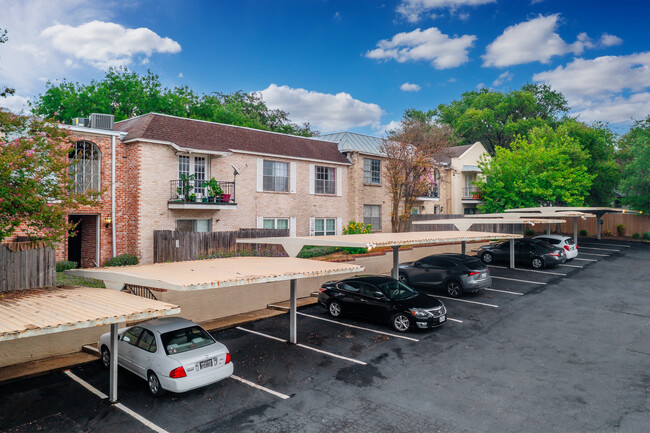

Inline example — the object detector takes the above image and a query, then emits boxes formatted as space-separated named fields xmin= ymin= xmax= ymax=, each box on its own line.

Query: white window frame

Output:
xmin=70 ymin=141 xmax=101 ymax=193
xmin=262 ymin=218 xmax=290 ymax=230
xmin=312 ymin=217 xmax=337 ymax=236
xmin=175 ymin=219 xmax=211 ymax=232
xmin=363 ymin=158 xmax=381 ymax=185
xmin=178 ymin=154 xmax=209 ymax=198
xmin=363 ymin=205 xmax=382 ymax=231
xmin=314 ymin=166 xmax=336 ymax=195
xmin=261 ymin=160 xmax=290 ymax=192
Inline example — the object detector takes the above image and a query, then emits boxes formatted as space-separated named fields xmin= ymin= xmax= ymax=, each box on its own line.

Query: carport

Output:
xmin=0 ymin=286 xmax=179 ymax=403
xmin=235 ymin=231 xmax=521 ymax=279
xmin=68 ymin=257 xmax=363 ymax=347
xmin=411 ymin=218 xmax=565 ymax=268
xmin=504 ymin=207 xmax=626 ymax=240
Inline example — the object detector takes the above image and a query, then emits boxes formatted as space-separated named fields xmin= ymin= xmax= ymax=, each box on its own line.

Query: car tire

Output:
xmin=398 ymin=273 xmax=409 ymax=285
xmin=446 ymin=280 xmax=463 ymax=297
xmin=481 ymin=252 xmax=494 ymax=264
xmin=101 ymin=346 xmax=110 ymax=369
xmin=391 ymin=313 xmax=411 ymax=333
xmin=328 ymin=300 xmax=342 ymax=318
xmin=531 ymin=257 xmax=544 ymax=269
xmin=148 ymin=371 xmax=166 ymax=397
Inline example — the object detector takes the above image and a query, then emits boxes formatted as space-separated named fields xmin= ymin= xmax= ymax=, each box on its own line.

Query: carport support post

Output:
xmin=547 ymin=223 xmax=551 ymax=235
xmin=574 ymin=218 xmax=578 ymax=246
xmin=289 ymin=279 xmax=297 ymax=344
xmin=509 ymin=240 xmax=515 ymax=269
xmin=109 ymin=323 xmax=118 ymax=403
xmin=392 ymin=246 xmax=400 ymax=279
xmin=461 ymin=241 xmax=466 ymax=255
xmin=597 ymin=216 xmax=602 ymax=240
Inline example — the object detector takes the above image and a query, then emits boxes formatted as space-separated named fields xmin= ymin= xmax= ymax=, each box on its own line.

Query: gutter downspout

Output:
xmin=111 ymin=135 xmax=116 ymax=258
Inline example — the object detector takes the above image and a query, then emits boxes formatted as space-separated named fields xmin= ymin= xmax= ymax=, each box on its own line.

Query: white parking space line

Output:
xmin=488 ymin=265 xmax=567 ymax=276
xmin=484 ymin=288 xmax=524 ymax=296
xmin=580 ymin=242 xmax=630 ymax=248
xmin=559 ymin=264 xmax=583 ymax=268
xmin=573 ymin=257 xmax=598 ymax=262
xmin=428 ymin=294 xmax=498 ymax=308
xmin=447 ymin=317 xmax=463 ymax=323
xmin=236 ymin=327 xmax=367 ymax=365
xmin=64 ymin=370 xmax=170 ymax=433
xmin=297 ymin=312 xmax=420 ymax=342
xmin=491 ymin=276 xmax=547 ymax=285
xmin=579 ymin=252 xmax=609 ymax=257
xmin=230 ymin=375 xmax=290 ymax=399
xmin=579 ymin=246 xmax=620 ymax=252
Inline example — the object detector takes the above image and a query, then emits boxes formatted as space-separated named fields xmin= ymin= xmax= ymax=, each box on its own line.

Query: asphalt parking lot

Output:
xmin=1 ymin=238 xmax=649 ymax=433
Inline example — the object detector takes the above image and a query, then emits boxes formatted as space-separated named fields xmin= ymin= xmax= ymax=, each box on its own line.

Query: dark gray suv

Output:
xmin=398 ymin=253 xmax=491 ymax=297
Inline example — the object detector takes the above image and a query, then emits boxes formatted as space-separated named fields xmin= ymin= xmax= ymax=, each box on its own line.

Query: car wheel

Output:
xmin=391 ymin=313 xmax=411 ymax=332
xmin=446 ymin=280 xmax=463 ymax=297
xmin=481 ymin=252 xmax=493 ymax=264
xmin=531 ymin=257 xmax=544 ymax=269
xmin=148 ymin=371 xmax=166 ymax=396
xmin=101 ymin=346 xmax=110 ymax=369
xmin=398 ymin=273 xmax=409 ymax=285
xmin=328 ymin=300 xmax=342 ymax=318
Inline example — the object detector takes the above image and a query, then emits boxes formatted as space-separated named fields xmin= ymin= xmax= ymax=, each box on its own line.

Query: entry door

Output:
xmin=179 ymin=155 xmax=208 ymax=197
xmin=68 ymin=216 xmax=82 ymax=266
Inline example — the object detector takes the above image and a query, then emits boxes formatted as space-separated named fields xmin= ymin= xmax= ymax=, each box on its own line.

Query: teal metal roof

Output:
xmin=318 ymin=132 xmax=386 ymax=157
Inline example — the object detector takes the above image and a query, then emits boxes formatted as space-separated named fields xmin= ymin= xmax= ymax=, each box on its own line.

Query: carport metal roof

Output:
xmin=0 ymin=286 xmax=179 ymax=403
xmin=411 ymin=217 xmax=566 ymax=232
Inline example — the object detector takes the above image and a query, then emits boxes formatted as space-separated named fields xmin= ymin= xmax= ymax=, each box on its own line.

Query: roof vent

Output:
xmin=89 ymin=113 xmax=114 ymax=130
xmin=72 ymin=117 xmax=90 ymax=127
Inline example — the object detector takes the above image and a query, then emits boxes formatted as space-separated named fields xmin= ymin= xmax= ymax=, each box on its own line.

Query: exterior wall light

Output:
xmin=104 ymin=215 xmax=112 ymax=228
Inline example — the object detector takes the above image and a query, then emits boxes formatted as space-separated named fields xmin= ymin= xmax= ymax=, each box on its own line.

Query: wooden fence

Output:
xmin=1 ymin=243 xmax=56 ymax=292
xmin=408 ymin=214 xmax=523 ymax=234
xmin=153 ymin=228 xmax=290 ymax=263
xmin=552 ymin=213 xmax=650 ymax=237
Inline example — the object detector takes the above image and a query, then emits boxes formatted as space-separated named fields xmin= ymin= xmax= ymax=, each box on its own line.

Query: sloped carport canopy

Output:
xmin=236 ymin=231 xmax=522 ymax=276
xmin=504 ymin=207 xmax=629 ymax=239
xmin=68 ymin=257 xmax=364 ymax=349
xmin=0 ymin=286 xmax=179 ymax=403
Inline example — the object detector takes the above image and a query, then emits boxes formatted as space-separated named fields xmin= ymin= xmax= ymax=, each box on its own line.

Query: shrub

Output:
xmin=579 ymin=229 xmax=588 ymax=237
xmin=297 ymin=246 xmax=341 ymax=259
xmin=200 ymin=248 xmax=287 ymax=260
xmin=524 ymin=229 xmax=535 ymax=236
xmin=56 ymin=260 xmax=77 ymax=272
xmin=104 ymin=254 xmax=139 ymax=267
xmin=604 ymin=230 xmax=612 ymax=236
xmin=642 ymin=232 xmax=650 ymax=241
xmin=342 ymin=221 xmax=371 ymax=254
xmin=632 ymin=233 xmax=640 ymax=239
xmin=616 ymin=224 xmax=626 ymax=236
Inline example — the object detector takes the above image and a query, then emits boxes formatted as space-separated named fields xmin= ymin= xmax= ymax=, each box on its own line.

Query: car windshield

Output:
xmin=161 ymin=326 xmax=215 ymax=355
xmin=464 ymin=258 xmax=486 ymax=270
xmin=378 ymin=280 xmax=418 ymax=300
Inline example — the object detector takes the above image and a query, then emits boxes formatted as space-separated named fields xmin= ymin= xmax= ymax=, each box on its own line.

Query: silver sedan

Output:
xmin=99 ymin=317 xmax=233 ymax=396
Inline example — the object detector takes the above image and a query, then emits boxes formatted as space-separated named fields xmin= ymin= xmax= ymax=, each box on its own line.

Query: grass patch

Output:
xmin=56 ymin=272 xmax=105 ymax=288
xmin=297 ymin=245 xmax=343 ymax=259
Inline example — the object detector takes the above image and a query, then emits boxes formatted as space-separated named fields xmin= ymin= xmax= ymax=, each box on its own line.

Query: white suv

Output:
xmin=533 ymin=235 xmax=578 ymax=260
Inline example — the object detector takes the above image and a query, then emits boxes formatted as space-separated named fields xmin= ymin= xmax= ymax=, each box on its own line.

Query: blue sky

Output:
xmin=1 ymin=0 xmax=649 ymax=135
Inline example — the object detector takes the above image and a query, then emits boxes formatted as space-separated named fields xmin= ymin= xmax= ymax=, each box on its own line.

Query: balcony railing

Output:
xmin=169 ymin=179 xmax=236 ymax=205
xmin=463 ymin=186 xmax=482 ymax=199
xmin=419 ymin=184 xmax=440 ymax=199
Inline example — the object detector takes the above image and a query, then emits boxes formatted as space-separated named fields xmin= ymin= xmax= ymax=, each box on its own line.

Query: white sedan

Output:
xmin=99 ymin=317 xmax=233 ymax=396
xmin=533 ymin=234 xmax=578 ymax=260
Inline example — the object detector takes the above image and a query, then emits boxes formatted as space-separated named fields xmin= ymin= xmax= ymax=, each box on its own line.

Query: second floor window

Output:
xmin=363 ymin=158 xmax=381 ymax=185
xmin=315 ymin=166 xmax=336 ymax=194
xmin=69 ymin=141 xmax=101 ymax=192
xmin=263 ymin=160 xmax=289 ymax=192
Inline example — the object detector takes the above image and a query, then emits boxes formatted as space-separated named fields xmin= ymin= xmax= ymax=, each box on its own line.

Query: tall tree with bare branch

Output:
xmin=381 ymin=114 xmax=455 ymax=232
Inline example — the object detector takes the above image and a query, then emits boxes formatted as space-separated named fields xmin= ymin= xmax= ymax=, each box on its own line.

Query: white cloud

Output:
xmin=376 ymin=120 xmax=402 ymax=135
xmin=533 ymin=52 xmax=650 ymax=123
xmin=258 ymin=84 xmax=385 ymax=131
xmin=492 ymin=71 xmax=513 ymax=86
xmin=599 ymin=33 xmax=623 ymax=47
xmin=178 ymin=72 xmax=183 ymax=78
xmin=41 ymin=20 xmax=181 ymax=70
xmin=0 ymin=94 xmax=30 ymax=113
xmin=483 ymin=14 xmax=593 ymax=67
xmin=365 ymin=27 xmax=477 ymax=69
xmin=397 ymin=0 xmax=495 ymax=22
xmin=400 ymin=82 xmax=421 ymax=92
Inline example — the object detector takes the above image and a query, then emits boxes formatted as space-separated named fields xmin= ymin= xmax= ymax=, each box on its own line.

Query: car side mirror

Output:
xmin=122 ymin=336 xmax=130 ymax=343
xmin=373 ymin=291 xmax=388 ymax=300
xmin=414 ymin=261 xmax=422 ymax=268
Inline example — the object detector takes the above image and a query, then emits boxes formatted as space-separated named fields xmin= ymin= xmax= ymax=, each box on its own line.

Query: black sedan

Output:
xmin=318 ymin=275 xmax=446 ymax=332
xmin=398 ymin=253 xmax=491 ymax=297
xmin=477 ymin=239 xmax=566 ymax=269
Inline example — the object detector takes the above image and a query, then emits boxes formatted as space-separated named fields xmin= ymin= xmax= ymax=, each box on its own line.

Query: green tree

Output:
xmin=31 ymin=67 xmax=315 ymax=136
xmin=434 ymin=83 xmax=568 ymax=154
xmin=0 ymin=110 xmax=99 ymax=245
xmin=1 ymin=28 xmax=15 ymax=98
xmin=476 ymin=127 xmax=594 ymax=213
xmin=618 ymin=117 xmax=650 ymax=213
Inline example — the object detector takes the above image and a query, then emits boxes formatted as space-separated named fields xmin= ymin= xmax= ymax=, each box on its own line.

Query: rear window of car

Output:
xmin=161 ymin=326 xmax=215 ymax=355
xmin=565 ymin=238 xmax=575 ymax=245
xmin=538 ymin=237 xmax=561 ymax=245
xmin=464 ymin=258 xmax=486 ymax=270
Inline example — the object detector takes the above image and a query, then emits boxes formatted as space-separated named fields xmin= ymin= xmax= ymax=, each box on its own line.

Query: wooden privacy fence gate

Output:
xmin=1 ymin=243 xmax=56 ymax=292
xmin=153 ymin=228 xmax=290 ymax=263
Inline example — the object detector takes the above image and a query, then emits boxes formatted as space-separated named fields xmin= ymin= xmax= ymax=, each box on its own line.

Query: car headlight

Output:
xmin=410 ymin=308 xmax=431 ymax=319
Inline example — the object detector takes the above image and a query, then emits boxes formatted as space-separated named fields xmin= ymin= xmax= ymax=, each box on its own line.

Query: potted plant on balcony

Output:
xmin=202 ymin=178 xmax=223 ymax=203
xmin=472 ymin=191 xmax=481 ymax=199
xmin=177 ymin=174 xmax=195 ymax=202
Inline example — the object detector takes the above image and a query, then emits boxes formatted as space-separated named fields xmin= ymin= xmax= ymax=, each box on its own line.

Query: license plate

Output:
xmin=200 ymin=359 xmax=213 ymax=370
xmin=439 ymin=315 xmax=446 ymax=322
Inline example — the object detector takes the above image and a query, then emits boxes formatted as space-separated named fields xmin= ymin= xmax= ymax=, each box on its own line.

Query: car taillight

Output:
xmin=564 ymin=245 xmax=570 ymax=251
xmin=549 ymin=251 xmax=560 ymax=256
xmin=468 ymin=271 xmax=480 ymax=276
xmin=169 ymin=366 xmax=187 ymax=379
xmin=319 ymin=287 xmax=327 ymax=292
xmin=225 ymin=353 xmax=231 ymax=364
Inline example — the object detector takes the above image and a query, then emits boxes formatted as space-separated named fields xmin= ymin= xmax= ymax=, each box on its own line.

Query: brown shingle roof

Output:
xmin=115 ymin=113 xmax=349 ymax=164
xmin=435 ymin=144 xmax=473 ymax=164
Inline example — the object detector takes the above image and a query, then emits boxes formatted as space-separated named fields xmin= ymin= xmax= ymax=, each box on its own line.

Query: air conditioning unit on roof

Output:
xmin=89 ymin=113 xmax=114 ymax=131
xmin=72 ymin=117 xmax=90 ymax=127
